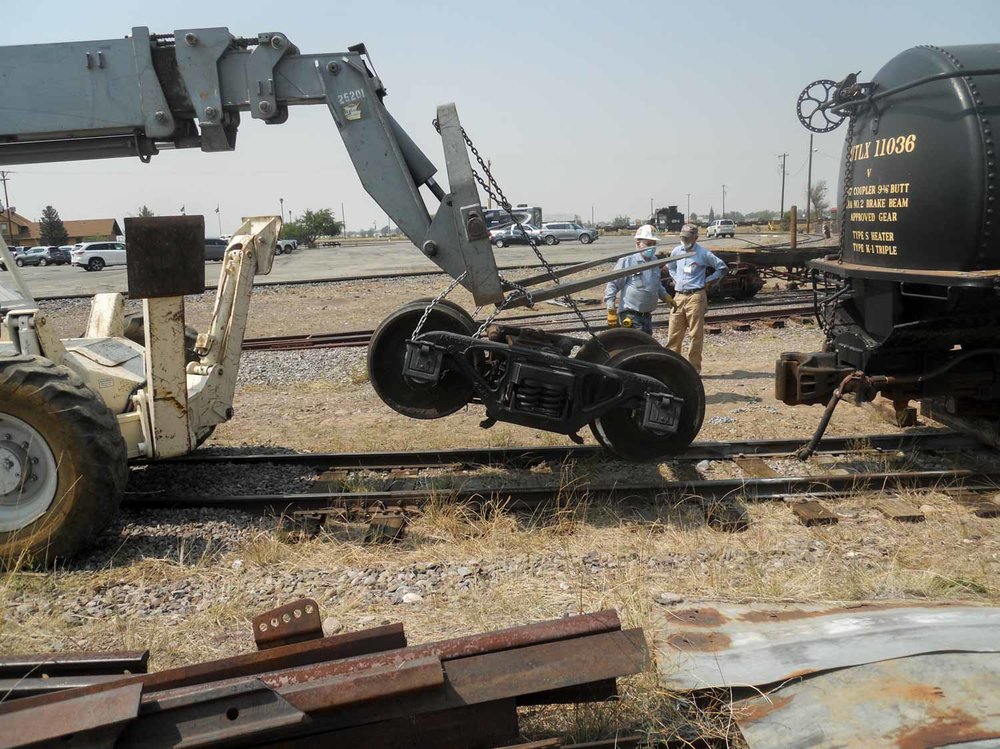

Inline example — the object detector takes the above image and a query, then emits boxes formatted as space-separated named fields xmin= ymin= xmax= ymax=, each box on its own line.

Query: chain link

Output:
xmin=412 ymin=271 xmax=467 ymax=338
xmin=435 ymin=118 xmax=602 ymax=341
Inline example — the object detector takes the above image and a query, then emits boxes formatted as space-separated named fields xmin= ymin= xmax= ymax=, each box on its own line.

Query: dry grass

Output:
xmin=1 ymin=485 xmax=997 ymax=741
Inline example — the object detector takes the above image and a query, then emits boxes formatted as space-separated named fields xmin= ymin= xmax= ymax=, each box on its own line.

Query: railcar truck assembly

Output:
xmin=0 ymin=28 xmax=703 ymax=562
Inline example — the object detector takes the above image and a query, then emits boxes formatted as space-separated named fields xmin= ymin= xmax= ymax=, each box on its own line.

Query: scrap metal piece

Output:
xmin=0 ymin=624 xmax=406 ymax=717
xmin=0 ymin=674 xmax=127 ymax=699
xmin=0 ymin=682 xmax=141 ymax=749
xmin=656 ymin=601 xmax=1000 ymax=691
xmin=0 ymin=650 xmax=149 ymax=678
xmin=252 ymin=599 xmax=323 ymax=651
xmin=120 ymin=679 xmax=305 ymax=749
xmin=736 ymin=652 xmax=1000 ymax=749
xmin=281 ymin=656 xmax=443 ymax=713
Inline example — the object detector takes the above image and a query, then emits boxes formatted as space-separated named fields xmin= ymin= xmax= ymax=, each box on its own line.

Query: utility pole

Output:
xmin=216 ymin=205 xmax=223 ymax=235
xmin=721 ymin=185 xmax=726 ymax=219
xmin=685 ymin=193 xmax=691 ymax=220
xmin=650 ymin=197 xmax=653 ymax=222
xmin=591 ymin=205 xmax=594 ymax=225
xmin=0 ymin=171 xmax=14 ymax=246
xmin=778 ymin=153 xmax=788 ymax=222
xmin=341 ymin=202 xmax=346 ymax=236
xmin=279 ymin=197 xmax=284 ymax=224
xmin=806 ymin=133 xmax=814 ymax=232
xmin=487 ymin=161 xmax=493 ymax=208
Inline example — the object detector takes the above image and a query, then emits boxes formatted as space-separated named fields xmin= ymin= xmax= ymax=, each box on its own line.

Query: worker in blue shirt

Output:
xmin=666 ymin=224 xmax=727 ymax=372
xmin=604 ymin=224 xmax=674 ymax=334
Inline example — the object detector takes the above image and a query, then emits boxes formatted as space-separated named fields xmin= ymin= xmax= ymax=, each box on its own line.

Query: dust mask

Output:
xmin=642 ymin=247 xmax=657 ymax=259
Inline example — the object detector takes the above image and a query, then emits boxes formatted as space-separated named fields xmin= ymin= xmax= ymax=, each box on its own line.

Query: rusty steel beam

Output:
xmin=0 ymin=650 xmax=149 ymax=678
xmin=281 ymin=656 xmax=444 ymax=714
xmin=255 ymin=699 xmax=520 ymax=749
xmin=0 ymin=623 xmax=406 ymax=718
xmin=0 ymin=674 xmax=127 ymax=699
xmin=261 ymin=610 xmax=621 ymax=690
xmin=0 ymin=682 xmax=142 ymax=749
xmin=255 ymin=629 xmax=647 ymax=744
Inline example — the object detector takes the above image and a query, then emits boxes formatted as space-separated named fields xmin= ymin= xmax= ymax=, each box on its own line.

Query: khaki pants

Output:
xmin=666 ymin=290 xmax=708 ymax=372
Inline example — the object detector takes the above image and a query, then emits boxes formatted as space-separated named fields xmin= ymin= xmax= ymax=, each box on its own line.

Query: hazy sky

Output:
xmin=2 ymin=0 xmax=999 ymax=234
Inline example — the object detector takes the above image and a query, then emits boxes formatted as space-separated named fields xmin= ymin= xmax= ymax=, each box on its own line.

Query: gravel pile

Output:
xmin=237 ymin=348 xmax=367 ymax=387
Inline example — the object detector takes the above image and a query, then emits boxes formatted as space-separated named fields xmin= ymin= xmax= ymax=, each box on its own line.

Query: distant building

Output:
xmin=2 ymin=215 xmax=122 ymax=246
xmin=0 ymin=210 xmax=36 ymax=246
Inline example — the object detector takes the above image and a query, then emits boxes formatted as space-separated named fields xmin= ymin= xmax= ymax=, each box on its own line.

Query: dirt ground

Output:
xmin=5 ymin=276 xmax=998 ymax=746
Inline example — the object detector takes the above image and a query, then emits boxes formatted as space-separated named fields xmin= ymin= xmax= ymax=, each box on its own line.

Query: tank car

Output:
xmin=777 ymin=44 xmax=1000 ymax=435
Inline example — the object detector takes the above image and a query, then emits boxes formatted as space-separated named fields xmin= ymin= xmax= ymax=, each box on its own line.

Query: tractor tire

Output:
xmin=0 ymin=355 xmax=127 ymax=566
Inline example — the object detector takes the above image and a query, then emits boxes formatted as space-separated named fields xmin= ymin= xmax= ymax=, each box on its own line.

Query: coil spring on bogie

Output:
xmin=515 ymin=378 xmax=567 ymax=418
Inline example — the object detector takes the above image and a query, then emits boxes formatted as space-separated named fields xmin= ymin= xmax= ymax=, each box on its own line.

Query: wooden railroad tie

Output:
xmin=874 ymin=497 xmax=925 ymax=522
xmin=789 ymin=499 xmax=839 ymax=527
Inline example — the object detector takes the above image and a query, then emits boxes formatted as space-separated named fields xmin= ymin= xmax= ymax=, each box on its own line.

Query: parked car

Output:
xmin=275 ymin=239 xmax=298 ymax=254
xmin=71 ymin=241 xmax=127 ymax=271
xmin=491 ymin=225 xmax=556 ymax=248
xmin=205 ymin=237 xmax=228 ymax=261
xmin=52 ymin=246 xmax=75 ymax=264
xmin=16 ymin=246 xmax=62 ymax=267
xmin=706 ymin=219 xmax=736 ymax=238
xmin=540 ymin=222 xmax=599 ymax=245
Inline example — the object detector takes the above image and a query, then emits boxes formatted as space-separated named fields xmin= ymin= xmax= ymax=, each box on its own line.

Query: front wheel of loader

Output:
xmin=0 ymin=356 xmax=128 ymax=567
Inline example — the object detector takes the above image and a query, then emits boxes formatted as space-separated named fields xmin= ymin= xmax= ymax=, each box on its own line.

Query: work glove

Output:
xmin=607 ymin=308 xmax=619 ymax=328
xmin=661 ymin=293 xmax=677 ymax=311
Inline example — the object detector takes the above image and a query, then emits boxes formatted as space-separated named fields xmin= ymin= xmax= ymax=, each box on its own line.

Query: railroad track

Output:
xmin=242 ymin=301 xmax=817 ymax=352
xmin=128 ymin=431 xmax=1000 ymax=521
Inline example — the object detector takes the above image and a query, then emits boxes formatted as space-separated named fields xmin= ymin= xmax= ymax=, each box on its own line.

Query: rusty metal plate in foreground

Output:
xmin=0 ymin=682 xmax=141 ymax=749
xmin=736 ymin=652 xmax=1000 ymax=749
xmin=655 ymin=601 xmax=1000 ymax=691
xmin=125 ymin=215 xmax=205 ymax=298
xmin=253 ymin=598 xmax=324 ymax=650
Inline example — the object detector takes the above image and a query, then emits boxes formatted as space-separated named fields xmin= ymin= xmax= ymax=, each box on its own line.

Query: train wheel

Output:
xmin=368 ymin=299 xmax=477 ymax=419
xmin=574 ymin=328 xmax=661 ymax=366
xmin=574 ymin=329 xmax=663 ymax=449
xmin=591 ymin=346 xmax=705 ymax=461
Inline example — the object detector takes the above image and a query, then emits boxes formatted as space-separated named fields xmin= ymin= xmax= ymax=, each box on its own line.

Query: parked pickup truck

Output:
xmin=275 ymin=239 xmax=298 ymax=255
xmin=71 ymin=241 xmax=127 ymax=271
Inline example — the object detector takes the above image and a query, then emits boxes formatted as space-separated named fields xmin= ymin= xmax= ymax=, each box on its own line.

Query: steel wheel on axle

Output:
xmin=574 ymin=328 xmax=664 ymax=449
xmin=591 ymin=346 xmax=705 ymax=461
xmin=368 ymin=299 xmax=478 ymax=419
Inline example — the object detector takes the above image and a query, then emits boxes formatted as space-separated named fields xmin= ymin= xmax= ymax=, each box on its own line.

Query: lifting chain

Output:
xmin=433 ymin=119 xmax=602 ymax=343
xmin=412 ymin=271 xmax=467 ymax=337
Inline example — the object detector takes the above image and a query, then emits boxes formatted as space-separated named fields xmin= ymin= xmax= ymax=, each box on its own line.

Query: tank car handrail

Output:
xmin=831 ymin=67 xmax=1000 ymax=115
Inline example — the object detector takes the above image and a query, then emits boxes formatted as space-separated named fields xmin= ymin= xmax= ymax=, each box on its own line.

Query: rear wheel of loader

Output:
xmin=591 ymin=346 xmax=704 ymax=461
xmin=0 ymin=356 xmax=127 ymax=566
xmin=368 ymin=299 xmax=477 ymax=419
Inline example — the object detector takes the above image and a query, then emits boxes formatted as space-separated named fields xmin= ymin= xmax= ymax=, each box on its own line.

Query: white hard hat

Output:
xmin=634 ymin=224 xmax=658 ymax=243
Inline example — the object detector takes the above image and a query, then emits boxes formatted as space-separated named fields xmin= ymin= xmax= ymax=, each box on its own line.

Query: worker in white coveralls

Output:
xmin=666 ymin=223 xmax=727 ymax=373
xmin=604 ymin=224 xmax=674 ymax=334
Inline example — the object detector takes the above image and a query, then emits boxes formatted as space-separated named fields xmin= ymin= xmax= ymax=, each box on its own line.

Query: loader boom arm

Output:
xmin=0 ymin=28 xmax=504 ymax=304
